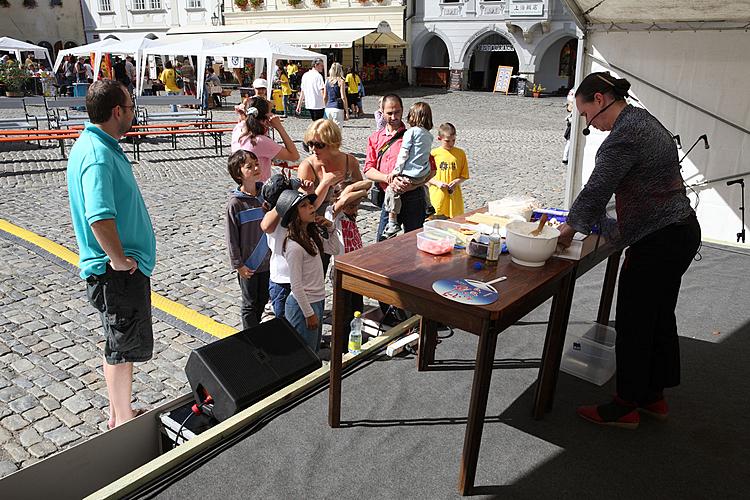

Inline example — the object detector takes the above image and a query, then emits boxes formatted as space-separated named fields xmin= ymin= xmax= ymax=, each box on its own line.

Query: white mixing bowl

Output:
xmin=505 ymin=220 xmax=561 ymax=267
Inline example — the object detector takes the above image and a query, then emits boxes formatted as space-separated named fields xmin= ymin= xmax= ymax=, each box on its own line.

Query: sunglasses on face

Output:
xmin=306 ymin=141 xmax=326 ymax=150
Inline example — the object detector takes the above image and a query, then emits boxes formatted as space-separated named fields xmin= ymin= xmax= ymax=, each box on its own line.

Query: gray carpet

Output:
xmin=155 ymin=242 xmax=750 ymax=499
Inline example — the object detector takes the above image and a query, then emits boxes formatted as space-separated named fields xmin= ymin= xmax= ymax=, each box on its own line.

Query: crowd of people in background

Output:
xmin=226 ymin=83 xmax=470 ymax=354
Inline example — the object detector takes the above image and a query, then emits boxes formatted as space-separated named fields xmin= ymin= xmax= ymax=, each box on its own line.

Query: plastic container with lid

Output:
xmin=416 ymin=229 xmax=456 ymax=255
xmin=560 ymin=323 xmax=616 ymax=386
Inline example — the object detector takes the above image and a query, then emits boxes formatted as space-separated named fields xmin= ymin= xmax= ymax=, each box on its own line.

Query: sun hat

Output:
xmin=275 ymin=190 xmax=317 ymax=228
xmin=252 ymin=78 xmax=269 ymax=89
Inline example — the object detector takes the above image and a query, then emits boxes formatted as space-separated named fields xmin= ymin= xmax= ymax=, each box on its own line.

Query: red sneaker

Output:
xmin=638 ymin=398 xmax=669 ymax=421
xmin=576 ymin=398 xmax=640 ymax=429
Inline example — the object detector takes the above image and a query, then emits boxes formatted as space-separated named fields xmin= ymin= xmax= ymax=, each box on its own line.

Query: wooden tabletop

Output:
xmin=334 ymin=213 xmax=575 ymax=332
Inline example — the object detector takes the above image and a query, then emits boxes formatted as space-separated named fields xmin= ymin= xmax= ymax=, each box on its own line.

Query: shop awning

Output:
xmin=164 ymin=32 xmax=259 ymax=45
xmin=165 ymin=23 xmax=406 ymax=50
xmin=245 ymin=29 xmax=373 ymax=49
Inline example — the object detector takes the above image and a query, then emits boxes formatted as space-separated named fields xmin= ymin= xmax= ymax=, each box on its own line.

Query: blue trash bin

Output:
xmin=73 ymin=83 xmax=89 ymax=110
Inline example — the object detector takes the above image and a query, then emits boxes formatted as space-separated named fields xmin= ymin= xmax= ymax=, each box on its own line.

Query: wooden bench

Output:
xmin=1 ymin=122 xmax=236 ymax=160
xmin=135 ymin=95 xmax=210 ymax=125
xmin=46 ymin=97 xmax=88 ymax=129
xmin=0 ymin=129 xmax=79 ymax=157
xmin=0 ymin=98 xmax=40 ymax=130
xmin=124 ymin=126 xmax=234 ymax=160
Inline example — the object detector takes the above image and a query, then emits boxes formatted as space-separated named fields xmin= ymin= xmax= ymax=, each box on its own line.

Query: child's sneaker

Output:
xmin=381 ymin=221 xmax=401 ymax=239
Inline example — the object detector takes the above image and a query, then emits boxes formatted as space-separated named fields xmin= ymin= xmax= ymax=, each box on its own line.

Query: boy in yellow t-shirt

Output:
xmin=428 ymin=122 xmax=469 ymax=218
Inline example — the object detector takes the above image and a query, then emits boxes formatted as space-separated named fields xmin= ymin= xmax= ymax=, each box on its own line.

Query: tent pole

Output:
xmin=563 ymin=28 xmax=587 ymax=209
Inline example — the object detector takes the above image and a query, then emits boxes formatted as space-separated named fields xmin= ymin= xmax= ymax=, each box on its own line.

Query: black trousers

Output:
xmin=309 ymin=108 xmax=325 ymax=121
xmin=615 ymin=214 xmax=701 ymax=403
xmin=238 ymin=270 xmax=270 ymax=331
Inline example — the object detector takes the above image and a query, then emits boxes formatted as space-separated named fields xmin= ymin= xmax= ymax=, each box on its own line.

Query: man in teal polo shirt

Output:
xmin=67 ymin=79 xmax=156 ymax=429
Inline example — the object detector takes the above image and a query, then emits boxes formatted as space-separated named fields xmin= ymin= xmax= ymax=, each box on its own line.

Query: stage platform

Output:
xmin=150 ymin=242 xmax=750 ymax=499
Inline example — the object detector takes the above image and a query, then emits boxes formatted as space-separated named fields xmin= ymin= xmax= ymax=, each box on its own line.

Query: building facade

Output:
xmin=0 ymin=1 xmax=85 ymax=60
xmin=410 ymin=0 xmax=577 ymax=92
xmin=79 ymin=0 xmax=407 ymax=81
xmin=79 ymin=0 xmax=223 ymax=42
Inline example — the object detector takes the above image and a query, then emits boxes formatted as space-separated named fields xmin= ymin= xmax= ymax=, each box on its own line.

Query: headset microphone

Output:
xmin=581 ymin=100 xmax=617 ymax=136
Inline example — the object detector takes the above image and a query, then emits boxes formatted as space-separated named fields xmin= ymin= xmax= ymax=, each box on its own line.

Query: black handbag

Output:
xmin=369 ymin=182 xmax=384 ymax=208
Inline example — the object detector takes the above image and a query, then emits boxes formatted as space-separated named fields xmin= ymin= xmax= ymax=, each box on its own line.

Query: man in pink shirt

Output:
xmin=364 ymin=94 xmax=434 ymax=241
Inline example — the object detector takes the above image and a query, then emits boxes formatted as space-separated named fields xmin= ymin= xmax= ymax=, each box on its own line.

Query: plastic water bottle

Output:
xmin=348 ymin=311 xmax=363 ymax=355
xmin=486 ymin=223 xmax=502 ymax=262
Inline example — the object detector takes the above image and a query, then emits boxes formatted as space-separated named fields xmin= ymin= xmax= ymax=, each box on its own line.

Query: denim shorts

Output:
xmin=86 ymin=268 xmax=153 ymax=365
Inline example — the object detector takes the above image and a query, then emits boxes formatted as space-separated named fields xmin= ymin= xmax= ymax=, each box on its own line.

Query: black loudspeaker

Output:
xmin=185 ymin=318 xmax=322 ymax=422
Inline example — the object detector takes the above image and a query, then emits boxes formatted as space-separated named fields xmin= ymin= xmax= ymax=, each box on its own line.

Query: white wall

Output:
xmin=410 ymin=0 xmax=576 ymax=87
xmin=81 ymin=0 xmax=222 ymax=42
xmin=570 ymin=29 xmax=750 ymax=244
xmin=534 ymin=35 xmax=573 ymax=92
xmin=0 ymin=3 xmax=84 ymax=55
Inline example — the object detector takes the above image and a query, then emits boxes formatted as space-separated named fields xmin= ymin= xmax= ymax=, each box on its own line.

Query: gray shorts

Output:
xmin=86 ymin=268 xmax=153 ymax=365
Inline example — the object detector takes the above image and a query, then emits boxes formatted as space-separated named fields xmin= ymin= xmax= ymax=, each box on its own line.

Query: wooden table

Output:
xmin=328 ymin=214 xmax=620 ymax=495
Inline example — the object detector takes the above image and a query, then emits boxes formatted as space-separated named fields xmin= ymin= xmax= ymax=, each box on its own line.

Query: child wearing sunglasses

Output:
xmin=275 ymin=190 xmax=342 ymax=353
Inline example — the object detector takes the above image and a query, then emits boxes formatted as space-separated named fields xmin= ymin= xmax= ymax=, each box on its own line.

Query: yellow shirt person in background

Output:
xmin=428 ymin=122 xmax=469 ymax=218
xmin=286 ymin=62 xmax=298 ymax=77
xmin=159 ymin=60 xmax=181 ymax=93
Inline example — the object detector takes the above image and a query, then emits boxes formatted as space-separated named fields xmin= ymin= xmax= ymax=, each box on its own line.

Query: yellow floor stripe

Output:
xmin=0 ymin=218 xmax=237 ymax=339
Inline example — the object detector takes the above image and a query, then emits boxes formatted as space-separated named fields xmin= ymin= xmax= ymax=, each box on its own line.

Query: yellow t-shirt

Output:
xmin=159 ymin=68 xmax=180 ymax=93
xmin=280 ymin=74 xmax=293 ymax=96
xmin=429 ymin=146 xmax=469 ymax=218
xmin=286 ymin=64 xmax=298 ymax=76
xmin=345 ymin=73 xmax=361 ymax=94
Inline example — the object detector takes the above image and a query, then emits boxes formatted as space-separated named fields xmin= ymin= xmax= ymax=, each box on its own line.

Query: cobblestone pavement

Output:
xmin=0 ymin=88 xmax=569 ymax=477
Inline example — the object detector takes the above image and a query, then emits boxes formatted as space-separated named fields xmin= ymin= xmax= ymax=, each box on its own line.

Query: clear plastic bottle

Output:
xmin=348 ymin=311 xmax=363 ymax=355
xmin=486 ymin=223 xmax=502 ymax=262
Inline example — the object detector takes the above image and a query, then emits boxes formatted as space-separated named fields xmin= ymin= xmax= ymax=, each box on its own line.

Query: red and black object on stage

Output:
xmin=184 ymin=318 xmax=322 ymax=422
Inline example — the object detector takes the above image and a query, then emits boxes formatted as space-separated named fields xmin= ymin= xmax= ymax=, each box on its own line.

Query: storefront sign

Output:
xmin=509 ymin=1 xmax=544 ymax=17
xmin=493 ymin=66 xmax=514 ymax=94
xmin=477 ymin=44 xmax=514 ymax=52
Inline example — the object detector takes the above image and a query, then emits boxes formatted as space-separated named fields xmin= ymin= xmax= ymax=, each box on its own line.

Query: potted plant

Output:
xmin=312 ymin=0 xmax=325 ymax=7
xmin=249 ymin=0 xmax=263 ymax=7
xmin=532 ymin=83 xmax=545 ymax=98
xmin=288 ymin=0 xmax=303 ymax=6
xmin=234 ymin=0 xmax=249 ymax=9
xmin=0 ymin=65 xmax=29 ymax=97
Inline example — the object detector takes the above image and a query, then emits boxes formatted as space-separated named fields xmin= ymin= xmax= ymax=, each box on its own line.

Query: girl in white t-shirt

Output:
xmin=231 ymin=96 xmax=299 ymax=181
xmin=274 ymin=190 xmax=341 ymax=353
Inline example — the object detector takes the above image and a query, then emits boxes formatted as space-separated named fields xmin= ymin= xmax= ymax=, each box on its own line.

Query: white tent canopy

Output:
xmin=99 ymin=37 xmax=170 ymax=95
xmin=139 ymin=39 xmax=225 ymax=99
xmin=562 ymin=0 xmax=750 ymax=245
xmin=52 ymin=39 xmax=119 ymax=74
xmin=0 ymin=37 xmax=53 ymax=70
xmin=210 ymin=38 xmax=327 ymax=89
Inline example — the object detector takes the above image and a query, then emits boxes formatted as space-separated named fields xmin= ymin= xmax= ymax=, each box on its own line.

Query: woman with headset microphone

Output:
xmin=557 ymin=72 xmax=701 ymax=429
